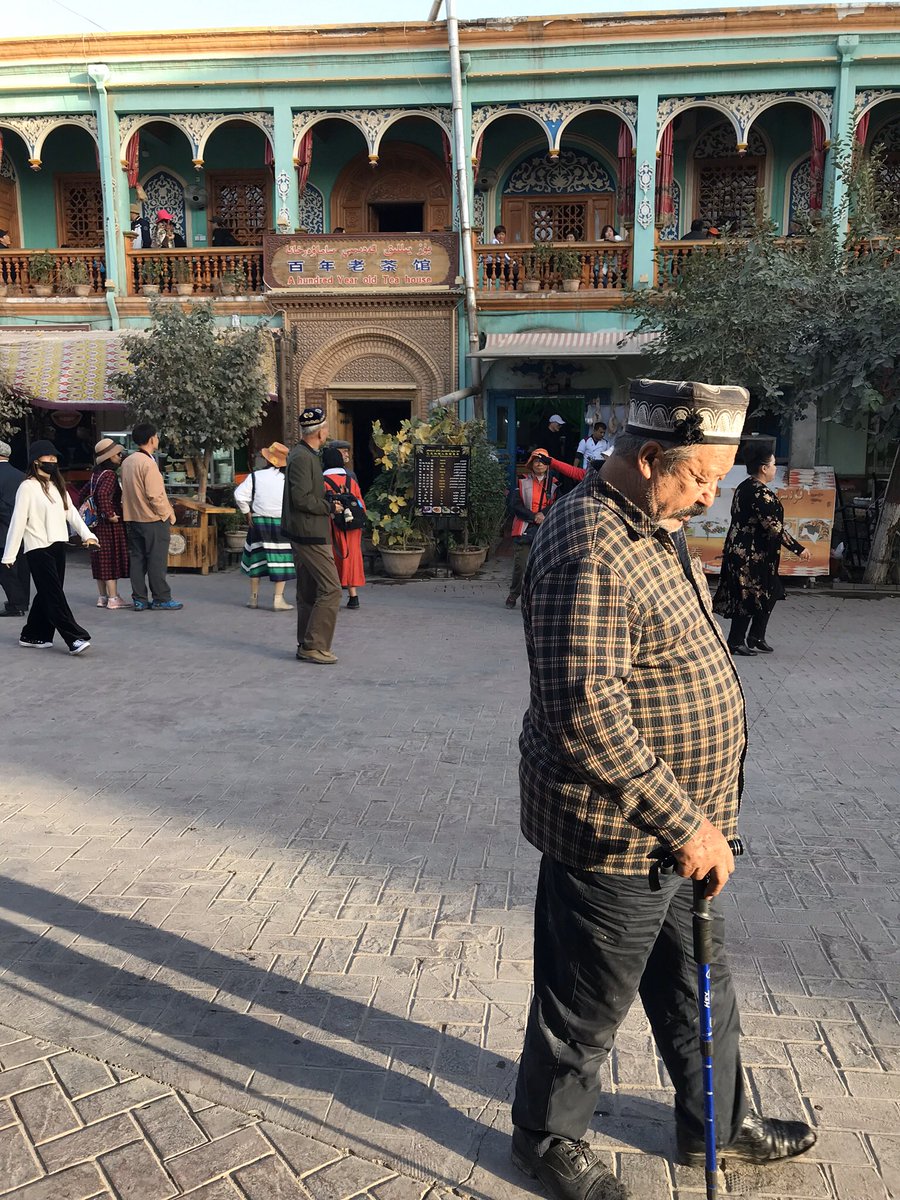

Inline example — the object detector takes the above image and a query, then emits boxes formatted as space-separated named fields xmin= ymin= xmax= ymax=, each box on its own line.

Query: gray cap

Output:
xmin=0 ymin=441 xmax=11 ymax=458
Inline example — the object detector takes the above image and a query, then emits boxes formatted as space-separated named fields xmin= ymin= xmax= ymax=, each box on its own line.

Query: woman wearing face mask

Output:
xmin=1 ymin=441 xmax=100 ymax=654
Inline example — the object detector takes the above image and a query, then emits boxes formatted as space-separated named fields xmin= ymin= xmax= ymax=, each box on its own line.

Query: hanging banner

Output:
xmin=264 ymin=232 xmax=457 ymax=290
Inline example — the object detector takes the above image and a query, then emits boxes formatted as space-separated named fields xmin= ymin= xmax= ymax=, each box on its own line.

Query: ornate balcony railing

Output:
xmin=0 ymin=249 xmax=107 ymax=295
xmin=124 ymin=248 xmax=265 ymax=296
xmin=474 ymin=241 xmax=632 ymax=294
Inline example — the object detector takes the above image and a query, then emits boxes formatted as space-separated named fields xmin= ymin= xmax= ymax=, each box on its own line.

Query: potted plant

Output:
xmin=141 ymin=259 xmax=161 ymax=295
xmin=29 ymin=253 xmax=57 ymax=296
xmin=447 ymin=534 xmax=487 ymax=577
xmin=219 ymin=264 xmax=245 ymax=296
xmin=172 ymin=256 xmax=195 ymax=296
xmin=369 ymin=512 xmax=425 ymax=578
xmin=220 ymin=509 xmax=249 ymax=552
xmin=60 ymin=260 xmax=93 ymax=297
xmin=556 ymin=247 xmax=583 ymax=292
xmin=523 ymin=240 xmax=551 ymax=292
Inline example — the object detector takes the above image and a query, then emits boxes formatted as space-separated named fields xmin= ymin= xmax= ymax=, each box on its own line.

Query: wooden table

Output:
xmin=168 ymin=497 xmax=236 ymax=575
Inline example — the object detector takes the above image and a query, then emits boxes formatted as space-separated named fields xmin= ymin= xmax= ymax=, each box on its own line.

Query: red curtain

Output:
xmin=655 ymin=121 xmax=674 ymax=221
xmin=264 ymin=139 xmax=275 ymax=173
xmin=125 ymin=133 xmax=140 ymax=189
xmin=810 ymin=113 xmax=826 ymax=211
xmin=442 ymin=130 xmax=452 ymax=174
xmin=296 ymin=130 xmax=313 ymax=196
xmin=855 ymin=111 xmax=870 ymax=148
xmin=617 ymin=122 xmax=634 ymax=225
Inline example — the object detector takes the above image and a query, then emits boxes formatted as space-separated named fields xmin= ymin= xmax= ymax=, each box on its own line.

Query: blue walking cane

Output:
xmin=650 ymin=838 xmax=743 ymax=1200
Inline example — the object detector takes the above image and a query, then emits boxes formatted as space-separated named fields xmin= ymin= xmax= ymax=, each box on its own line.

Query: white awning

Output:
xmin=470 ymin=330 xmax=658 ymax=359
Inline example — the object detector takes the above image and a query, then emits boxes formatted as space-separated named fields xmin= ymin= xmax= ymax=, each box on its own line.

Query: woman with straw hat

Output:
xmin=79 ymin=438 xmax=131 ymax=610
xmin=233 ymin=442 xmax=295 ymax=611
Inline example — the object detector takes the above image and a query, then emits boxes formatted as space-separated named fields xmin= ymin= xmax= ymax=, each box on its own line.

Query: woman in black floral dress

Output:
xmin=713 ymin=443 xmax=810 ymax=655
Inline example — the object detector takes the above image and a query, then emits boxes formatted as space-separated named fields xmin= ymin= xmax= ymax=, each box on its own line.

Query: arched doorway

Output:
xmin=331 ymin=142 xmax=451 ymax=233
xmin=500 ymin=145 xmax=616 ymax=243
xmin=691 ymin=121 xmax=767 ymax=233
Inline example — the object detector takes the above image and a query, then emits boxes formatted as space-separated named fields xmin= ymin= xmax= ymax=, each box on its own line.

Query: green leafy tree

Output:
xmin=110 ymin=301 xmax=270 ymax=502
xmin=0 ymin=381 xmax=30 ymax=443
xmin=626 ymin=161 xmax=900 ymax=584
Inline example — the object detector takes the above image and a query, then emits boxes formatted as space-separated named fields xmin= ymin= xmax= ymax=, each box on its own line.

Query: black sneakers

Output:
xmin=511 ymin=1127 xmax=629 ymax=1200
xmin=677 ymin=1110 xmax=817 ymax=1167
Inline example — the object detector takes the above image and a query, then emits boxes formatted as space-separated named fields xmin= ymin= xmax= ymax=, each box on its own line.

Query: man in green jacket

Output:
xmin=282 ymin=407 xmax=342 ymax=664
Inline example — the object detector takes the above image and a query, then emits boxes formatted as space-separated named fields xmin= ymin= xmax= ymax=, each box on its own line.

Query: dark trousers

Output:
xmin=1 ymin=537 xmax=30 ymax=612
xmin=728 ymin=604 xmax=773 ymax=648
xmin=126 ymin=520 xmax=171 ymax=603
xmin=513 ymin=856 xmax=748 ymax=1148
xmin=22 ymin=543 xmax=89 ymax=649
xmin=292 ymin=542 xmax=341 ymax=652
xmin=508 ymin=541 xmax=532 ymax=600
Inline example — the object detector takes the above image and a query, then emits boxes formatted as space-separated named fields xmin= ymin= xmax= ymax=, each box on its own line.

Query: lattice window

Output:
xmin=208 ymin=171 xmax=271 ymax=245
xmin=696 ymin=163 xmax=761 ymax=233
xmin=56 ymin=174 xmax=103 ymax=247
xmin=531 ymin=201 xmax=586 ymax=241
xmin=872 ymin=117 xmax=900 ymax=227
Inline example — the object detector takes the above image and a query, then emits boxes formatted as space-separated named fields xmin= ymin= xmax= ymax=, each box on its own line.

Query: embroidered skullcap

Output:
xmin=626 ymin=379 xmax=749 ymax=447
xmin=0 ymin=441 xmax=11 ymax=458
xmin=299 ymin=406 xmax=326 ymax=433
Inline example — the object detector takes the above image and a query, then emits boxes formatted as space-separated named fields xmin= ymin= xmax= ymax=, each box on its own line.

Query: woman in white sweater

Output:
xmin=2 ymin=440 xmax=99 ymax=654
xmin=233 ymin=442 xmax=295 ymax=611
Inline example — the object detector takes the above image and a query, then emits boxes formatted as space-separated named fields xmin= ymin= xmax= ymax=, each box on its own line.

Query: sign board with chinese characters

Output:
xmin=263 ymin=233 xmax=458 ymax=290
xmin=685 ymin=465 xmax=836 ymax=577
xmin=414 ymin=445 xmax=470 ymax=517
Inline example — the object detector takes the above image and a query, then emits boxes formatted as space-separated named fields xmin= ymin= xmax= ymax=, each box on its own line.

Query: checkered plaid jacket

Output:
xmin=519 ymin=470 xmax=747 ymax=875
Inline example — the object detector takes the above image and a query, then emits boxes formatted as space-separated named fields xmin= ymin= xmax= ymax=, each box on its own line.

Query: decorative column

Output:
xmin=87 ymin=64 xmax=125 ymax=307
xmin=631 ymin=87 xmax=659 ymax=290
xmin=831 ymin=36 xmax=859 ymax=227
xmin=273 ymin=102 xmax=298 ymax=233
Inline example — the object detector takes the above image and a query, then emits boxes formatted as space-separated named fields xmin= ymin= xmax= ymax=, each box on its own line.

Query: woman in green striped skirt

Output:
xmin=233 ymin=442 xmax=296 ymax=611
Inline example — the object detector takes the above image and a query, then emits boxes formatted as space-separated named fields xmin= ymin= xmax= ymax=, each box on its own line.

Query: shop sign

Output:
xmin=414 ymin=444 xmax=470 ymax=517
xmin=264 ymin=233 xmax=457 ymax=290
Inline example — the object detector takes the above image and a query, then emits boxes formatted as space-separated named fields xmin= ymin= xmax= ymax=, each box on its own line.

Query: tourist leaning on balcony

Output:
xmin=154 ymin=209 xmax=186 ymax=249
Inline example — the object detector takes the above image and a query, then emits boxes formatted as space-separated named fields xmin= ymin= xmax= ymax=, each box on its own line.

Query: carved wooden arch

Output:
xmin=330 ymin=142 xmax=451 ymax=233
xmin=299 ymin=325 xmax=445 ymax=421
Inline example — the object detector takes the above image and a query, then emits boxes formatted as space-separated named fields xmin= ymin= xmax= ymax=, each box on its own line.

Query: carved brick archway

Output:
xmin=331 ymin=142 xmax=451 ymax=232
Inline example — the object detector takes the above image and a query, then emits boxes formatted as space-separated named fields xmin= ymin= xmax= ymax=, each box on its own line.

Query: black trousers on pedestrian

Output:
xmin=1 ymin=541 xmax=30 ymax=612
xmin=126 ymin=520 xmax=172 ymax=603
xmin=512 ymin=856 xmax=748 ymax=1148
xmin=728 ymin=603 xmax=773 ymax=648
xmin=22 ymin=543 xmax=90 ymax=649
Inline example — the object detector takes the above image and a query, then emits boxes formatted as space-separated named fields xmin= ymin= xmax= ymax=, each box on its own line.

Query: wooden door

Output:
xmin=55 ymin=174 xmax=103 ymax=246
xmin=0 ymin=178 xmax=21 ymax=246
xmin=207 ymin=171 xmax=271 ymax=246
xmin=695 ymin=159 xmax=762 ymax=233
xmin=502 ymin=195 xmax=615 ymax=243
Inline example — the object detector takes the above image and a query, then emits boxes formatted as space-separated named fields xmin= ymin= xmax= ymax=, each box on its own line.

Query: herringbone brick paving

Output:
xmin=0 ymin=562 xmax=898 ymax=1199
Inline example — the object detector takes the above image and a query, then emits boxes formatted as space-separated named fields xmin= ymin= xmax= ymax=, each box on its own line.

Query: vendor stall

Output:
xmin=168 ymin=497 xmax=236 ymax=574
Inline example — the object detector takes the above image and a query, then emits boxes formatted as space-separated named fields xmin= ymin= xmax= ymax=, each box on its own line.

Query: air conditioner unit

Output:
xmin=187 ymin=188 xmax=208 ymax=210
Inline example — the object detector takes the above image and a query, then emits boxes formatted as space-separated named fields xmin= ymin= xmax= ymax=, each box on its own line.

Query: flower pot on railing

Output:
xmin=29 ymin=252 xmax=57 ymax=296
xmin=523 ymin=279 xmax=541 ymax=293
xmin=0 ymin=284 xmax=9 ymax=299
xmin=32 ymin=284 xmax=54 ymax=297
xmin=73 ymin=284 xmax=92 ymax=297
xmin=141 ymin=284 xmax=160 ymax=296
xmin=175 ymin=283 xmax=194 ymax=296
xmin=448 ymin=546 xmax=488 ymax=577
xmin=561 ymin=278 xmax=581 ymax=292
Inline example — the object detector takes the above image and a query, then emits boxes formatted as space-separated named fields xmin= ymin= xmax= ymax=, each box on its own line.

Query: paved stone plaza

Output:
xmin=0 ymin=559 xmax=898 ymax=1200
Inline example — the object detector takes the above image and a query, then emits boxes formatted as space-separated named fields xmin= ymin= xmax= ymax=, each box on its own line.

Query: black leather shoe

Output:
xmin=677 ymin=1110 xmax=817 ymax=1167
xmin=729 ymin=643 xmax=757 ymax=657
xmin=0 ymin=608 xmax=26 ymax=617
xmin=748 ymin=639 xmax=774 ymax=652
xmin=505 ymin=594 xmax=518 ymax=609
xmin=511 ymin=1127 xmax=629 ymax=1200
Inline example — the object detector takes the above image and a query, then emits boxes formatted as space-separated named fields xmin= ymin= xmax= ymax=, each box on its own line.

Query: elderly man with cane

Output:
xmin=511 ymin=380 xmax=816 ymax=1200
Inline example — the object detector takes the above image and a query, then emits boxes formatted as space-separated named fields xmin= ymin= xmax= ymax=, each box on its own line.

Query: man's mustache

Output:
xmin=671 ymin=502 xmax=706 ymax=520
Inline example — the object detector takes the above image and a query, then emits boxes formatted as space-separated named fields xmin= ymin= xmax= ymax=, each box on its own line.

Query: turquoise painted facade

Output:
xmin=1 ymin=6 xmax=900 ymax=472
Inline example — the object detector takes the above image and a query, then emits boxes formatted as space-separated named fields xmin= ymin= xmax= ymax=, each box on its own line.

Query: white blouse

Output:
xmin=234 ymin=467 xmax=286 ymax=518
xmin=2 ymin=478 xmax=95 ymax=561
